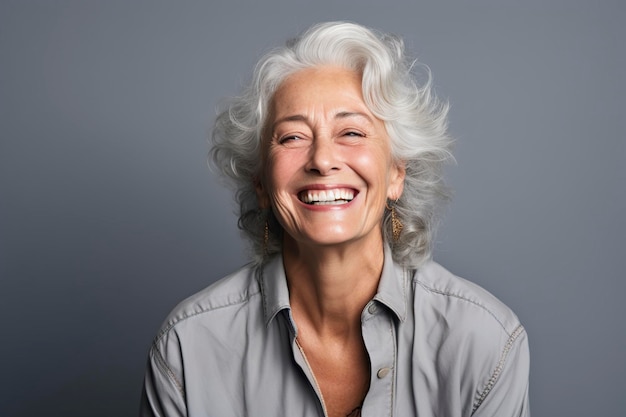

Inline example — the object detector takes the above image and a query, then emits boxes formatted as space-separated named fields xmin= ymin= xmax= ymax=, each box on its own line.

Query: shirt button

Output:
xmin=377 ymin=367 xmax=391 ymax=379
xmin=368 ymin=304 xmax=378 ymax=314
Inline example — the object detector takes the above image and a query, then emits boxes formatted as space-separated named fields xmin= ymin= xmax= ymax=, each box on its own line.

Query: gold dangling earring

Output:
xmin=386 ymin=200 xmax=403 ymax=242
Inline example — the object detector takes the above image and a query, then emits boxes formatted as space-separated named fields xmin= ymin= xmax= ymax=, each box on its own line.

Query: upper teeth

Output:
xmin=300 ymin=189 xmax=355 ymax=204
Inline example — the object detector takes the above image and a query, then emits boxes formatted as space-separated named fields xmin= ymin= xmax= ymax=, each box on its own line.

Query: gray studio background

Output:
xmin=1 ymin=1 xmax=624 ymax=416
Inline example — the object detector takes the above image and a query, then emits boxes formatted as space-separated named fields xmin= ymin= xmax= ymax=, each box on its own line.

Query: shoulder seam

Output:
xmin=415 ymin=279 xmax=512 ymax=335
xmin=155 ymin=287 xmax=261 ymax=344
xmin=151 ymin=344 xmax=186 ymax=400
xmin=471 ymin=324 xmax=526 ymax=414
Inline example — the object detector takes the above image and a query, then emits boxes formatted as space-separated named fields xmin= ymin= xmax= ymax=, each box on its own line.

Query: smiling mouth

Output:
xmin=298 ymin=188 xmax=355 ymax=205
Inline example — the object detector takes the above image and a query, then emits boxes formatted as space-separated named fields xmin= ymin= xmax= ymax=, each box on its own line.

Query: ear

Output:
xmin=254 ymin=176 xmax=271 ymax=209
xmin=387 ymin=160 xmax=406 ymax=201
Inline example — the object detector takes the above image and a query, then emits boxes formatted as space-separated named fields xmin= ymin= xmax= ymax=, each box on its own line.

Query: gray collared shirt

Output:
xmin=141 ymin=248 xmax=529 ymax=416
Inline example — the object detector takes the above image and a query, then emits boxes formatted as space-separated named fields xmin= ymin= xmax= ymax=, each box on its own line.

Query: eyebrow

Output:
xmin=335 ymin=111 xmax=374 ymax=123
xmin=271 ymin=111 xmax=374 ymax=131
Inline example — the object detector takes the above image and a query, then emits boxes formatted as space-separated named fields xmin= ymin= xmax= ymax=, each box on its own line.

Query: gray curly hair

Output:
xmin=209 ymin=21 xmax=453 ymax=268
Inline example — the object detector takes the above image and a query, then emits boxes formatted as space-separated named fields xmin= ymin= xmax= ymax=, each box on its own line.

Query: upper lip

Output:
xmin=296 ymin=184 xmax=357 ymax=193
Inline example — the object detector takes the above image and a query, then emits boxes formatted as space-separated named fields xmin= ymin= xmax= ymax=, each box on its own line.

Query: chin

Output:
xmin=296 ymin=227 xmax=379 ymax=249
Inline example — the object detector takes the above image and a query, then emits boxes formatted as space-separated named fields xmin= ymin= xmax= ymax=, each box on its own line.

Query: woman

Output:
xmin=141 ymin=22 xmax=529 ymax=417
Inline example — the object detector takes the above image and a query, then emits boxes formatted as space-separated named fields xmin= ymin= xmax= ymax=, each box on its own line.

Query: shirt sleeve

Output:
xmin=140 ymin=346 xmax=187 ymax=417
xmin=472 ymin=326 xmax=530 ymax=417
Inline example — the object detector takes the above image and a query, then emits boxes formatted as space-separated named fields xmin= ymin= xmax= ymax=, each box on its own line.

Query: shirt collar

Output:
xmin=259 ymin=244 xmax=408 ymax=327
xmin=259 ymin=254 xmax=291 ymax=327
xmin=373 ymin=244 xmax=408 ymax=322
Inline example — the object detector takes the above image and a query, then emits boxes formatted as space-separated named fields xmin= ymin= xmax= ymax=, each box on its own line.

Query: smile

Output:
xmin=298 ymin=188 xmax=355 ymax=205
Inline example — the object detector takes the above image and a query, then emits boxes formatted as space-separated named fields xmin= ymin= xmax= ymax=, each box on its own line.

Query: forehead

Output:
xmin=277 ymin=66 xmax=361 ymax=91
xmin=270 ymin=66 xmax=365 ymax=114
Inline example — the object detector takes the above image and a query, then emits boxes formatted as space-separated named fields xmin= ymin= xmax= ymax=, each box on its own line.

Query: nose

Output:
xmin=305 ymin=137 xmax=340 ymax=175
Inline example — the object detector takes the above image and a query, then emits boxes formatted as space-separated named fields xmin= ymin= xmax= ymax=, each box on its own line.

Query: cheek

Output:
xmin=354 ymin=148 xmax=394 ymax=180
xmin=350 ymin=146 xmax=380 ymax=169
xmin=353 ymin=151 xmax=372 ymax=166
xmin=264 ymin=152 xmax=301 ymax=196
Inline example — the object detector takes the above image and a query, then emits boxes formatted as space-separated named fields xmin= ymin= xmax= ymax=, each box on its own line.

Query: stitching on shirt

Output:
xmin=152 ymin=344 xmax=186 ymax=399
xmin=155 ymin=287 xmax=261 ymax=344
xmin=402 ymin=268 xmax=409 ymax=322
xmin=415 ymin=280 xmax=510 ymax=334
xmin=259 ymin=266 xmax=267 ymax=320
xmin=471 ymin=324 xmax=525 ymax=414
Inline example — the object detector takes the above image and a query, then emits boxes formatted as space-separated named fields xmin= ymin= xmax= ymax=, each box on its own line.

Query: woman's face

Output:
xmin=257 ymin=66 xmax=405 ymax=249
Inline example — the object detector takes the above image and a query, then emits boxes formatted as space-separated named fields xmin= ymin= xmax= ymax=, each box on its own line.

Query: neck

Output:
xmin=283 ymin=234 xmax=385 ymax=338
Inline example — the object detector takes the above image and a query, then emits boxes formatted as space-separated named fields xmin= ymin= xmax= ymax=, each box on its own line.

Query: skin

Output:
xmin=256 ymin=66 xmax=405 ymax=417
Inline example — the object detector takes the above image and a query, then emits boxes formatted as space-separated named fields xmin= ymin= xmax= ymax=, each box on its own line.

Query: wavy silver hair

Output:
xmin=210 ymin=21 xmax=453 ymax=268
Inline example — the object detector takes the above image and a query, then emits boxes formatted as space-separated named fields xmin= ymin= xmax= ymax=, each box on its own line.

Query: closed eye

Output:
xmin=279 ymin=135 xmax=302 ymax=144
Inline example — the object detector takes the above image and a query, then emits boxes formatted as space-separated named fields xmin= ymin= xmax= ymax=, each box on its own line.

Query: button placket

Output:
xmin=361 ymin=306 xmax=396 ymax=416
